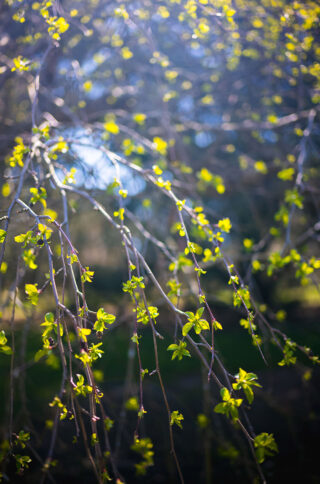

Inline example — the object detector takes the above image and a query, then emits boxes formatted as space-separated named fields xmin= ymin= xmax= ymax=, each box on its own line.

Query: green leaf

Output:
xmin=243 ymin=386 xmax=254 ymax=404
xmin=0 ymin=345 xmax=12 ymax=355
xmin=0 ymin=229 xmax=6 ymax=243
xmin=94 ymin=308 xmax=115 ymax=333
xmin=45 ymin=312 xmax=55 ymax=323
xmin=254 ymin=433 xmax=278 ymax=463
xmin=232 ymin=368 xmax=261 ymax=404
xmin=25 ymin=283 xmax=39 ymax=305
xmin=220 ymin=387 xmax=230 ymax=401
xmin=182 ymin=321 xmax=193 ymax=336
xmin=93 ymin=319 xmax=105 ymax=332
xmin=0 ymin=330 xmax=7 ymax=346
xmin=167 ymin=341 xmax=191 ymax=360
xmin=196 ymin=307 xmax=205 ymax=317
xmin=214 ymin=388 xmax=243 ymax=421
xmin=213 ymin=402 xmax=226 ymax=414
xmin=78 ymin=327 xmax=91 ymax=342
xmin=170 ymin=410 xmax=184 ymax=429
xmin=74 ymin=374 xmax=92 ymax=397
xmin=81 ymin=267 xmax=94 ymax=283
xmin=14 ymin=231 xmax=34 ymax=247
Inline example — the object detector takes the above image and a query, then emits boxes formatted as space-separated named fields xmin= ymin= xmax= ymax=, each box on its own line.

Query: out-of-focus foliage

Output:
xmin=1 ymin=0 xmax=320 ymax=483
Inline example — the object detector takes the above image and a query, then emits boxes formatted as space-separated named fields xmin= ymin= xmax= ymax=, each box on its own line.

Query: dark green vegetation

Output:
xmin=1 ymin=0 xmax=320 ymax=482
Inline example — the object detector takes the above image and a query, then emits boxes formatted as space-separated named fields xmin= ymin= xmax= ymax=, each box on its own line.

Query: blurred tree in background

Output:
xmin=0 ymin=0 xmax=320 ymax=482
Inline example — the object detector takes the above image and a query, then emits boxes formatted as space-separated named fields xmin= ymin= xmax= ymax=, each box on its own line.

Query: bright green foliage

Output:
xmin=295 ymin=259 xmax=318 ymax=285
xmin=32 ymin=124 xmax=50 ymax=140
xmin=197 ymin=168 xmax=225 ymax=194
xmin=155 ymin=176 xmax=171 ymax=191
xmin=45 ymin=16 xmax=69 ymax=41
xmin=214 ymin=387 xmax=243 ymax=421
xmin=171 ymin=222 xmax=185 ymax=237
xmin=176 ymin=199 xmax=186 ymax=211
xmin=228 ymin=274 xmax=239 ymax=285
xmin=232 ymin=368 xmax=261 ymax=404
xmin=68 ymin=253 xmax=78 ymax=264
xmin=133 ymin=113 xmax=146 ymax=125
xmin=167 ymin=341 xmax=191 ymax=361
xmin=41 ymin=312 xmax=63 ymax=340
xmin=254 ymin=161 xmax=268 ymax=174
xmin=131 ymin=437 xmax=154 ymax=476
xmin=62 ymin=167 xmax=77 ymax=185
xmin=152 ymin=165 xmax=162 ymax=176
xmin=212 ymin=320 xmax=223 ymax=331
xmin=75 ymin=342 xmax=104 ymax=367
xmin=113 ymin=208 xmax=124 ymax=221
xmin=93 ymin=308 xmax=115 ymax=332
xmin=49 ymin=396 xmax=71 ymax=421
xmin=166 ymin=278 xmax=181 ymax=301
xmin=0 ymin=331 xmax=7 ymax=346
xmin=182 ymin=308 xmax=210 ymax=336
xmin=131 ymin=333 xmax=140 ymax=345
xmin=253 ymin=433 xmax=278 ymax=464
xmin=278 ymin=340 xmax=297 ymax=367
xmin=0 ymin=330 xmax=12 ymax=355
xmin=122 ymin=276 xmax=145 ymax=294
xmin=252 ymin=260 xmax=262 ymax=272
xmin=170 ymin=411 xmax=184 ymax=429
xmin=217 ymin=218 xmax=232 ymax=233
xmin=141 ymin=369 xmax=148 ymax=380
xmin=0 ymin=230 xmax=6 ymax=244
xmin=268 ymin=251 xmax=291 ymax=276
xmin=78 ymin=327 xmax=91 ymax=342
xmin=104 ymin=118 xmax=119 ymax=135
xmin=284 ymin=188 xmax=304 ymax=209
xmin=81 ymin=267 xmax=94 ymax=283
xmin=88 ymin=342 xmax=104 ymax=362
xmin=202 ymin=247 xmax=221 ymax=263
xmin=243 ymin=238 xmax=254 ymax=251
xmin=75 ymin=351 xmax=91 ymax=367
xmin=277 ymin=168 xmax=295 ymax=181
xmin=50 ymin=137 xmax=68 ymax=154
xmin=37 ymin=223 xmax=52 ymax=240
xmin=11 ymin=56 xmax=30 ymax=72
xmin=8 ymin=137 xmax=28 ymax=167
xmin=2 ymin=0 xmax=320 ymax=480
xmin=25 ymin=284 xmax=39 ymax=305
xmin=274 ymin=205 xmax=289 ymax=227
xmin=23 ymin=249 xmax=37 ymax=270
xmin=107 ymin=178 xmax=120 ymax=194
xmin=268 ymin=249 xmax=320 ymax=284
xmin=135 ymin=304 xmax=159 ymax=325
xmin=14 ymin=231 xmax=34 ymax=247
xmin=233 ymin=286 xmax=251 ymax=309
xmin=29 ymin=187 xmax=47 ymax=208
xmin=194 ymin=267 xmax=207 ymax=276
xmin=153 ymin=137 xmax=167 ymax=155
xmin=91 ymin=433 xmax=99 ymax=446
xmin=240 ymin=318 xmax=257 ymax=333
xmin=74 ymin=374 xmax=92 ymax=397
xmin=169 ymin=253 xmax=193 ymax=272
